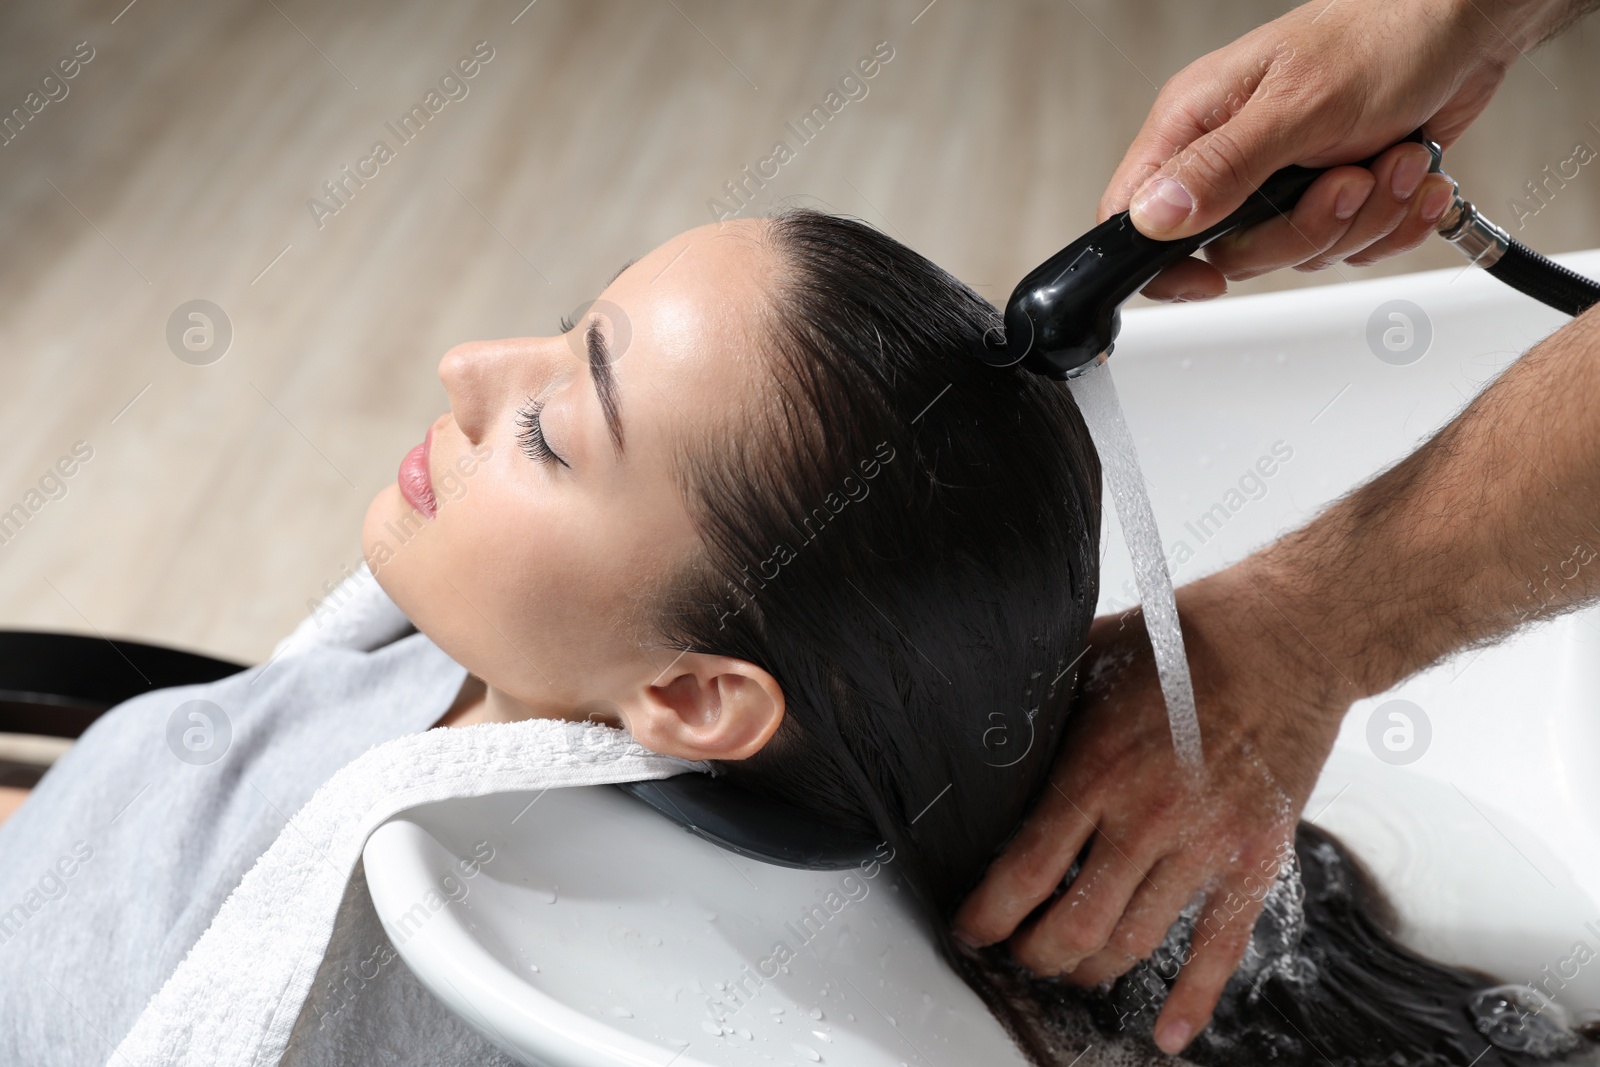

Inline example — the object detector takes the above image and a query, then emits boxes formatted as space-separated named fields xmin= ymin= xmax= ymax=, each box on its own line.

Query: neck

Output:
xmin=431 ymin=675 xmax=625 ymax=730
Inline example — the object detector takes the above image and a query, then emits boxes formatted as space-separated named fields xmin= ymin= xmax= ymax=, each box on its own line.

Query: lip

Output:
xmin=397 ymin=423 xmax=437 ymax=519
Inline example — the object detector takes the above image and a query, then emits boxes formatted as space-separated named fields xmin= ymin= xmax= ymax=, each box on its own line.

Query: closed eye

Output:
xmin=514 ymin=397 xmax=568 ymax=468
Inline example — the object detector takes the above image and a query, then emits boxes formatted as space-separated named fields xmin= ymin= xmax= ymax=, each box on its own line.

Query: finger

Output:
xmin=1097 ymin=75 xmax=1224 ymax=220
xmin=1297 ymin=142 xmax=1436 ymax=271
xmin=1124 ymin=94 xmax=1313 ymax=240
xmin=1200 ymin=166 xmax=1373 ymax=281
xmin=1061 ymin=858 xmax=1204 ymax=988
xmin=1138 ymin=257 xmax=1229 ymax=303
xmin=1151 ymin=884 xmax=1267 ymax=1056
xmin=953 ymin=787 xmax=1096 ymax=948
xmin=1346 ymin=172 xmax=1456 ymax=266
xmin=1008 ymin=831 xmax=1156 ymax=977
xmin=1099 ymin=39 xmax=1298 ymax=222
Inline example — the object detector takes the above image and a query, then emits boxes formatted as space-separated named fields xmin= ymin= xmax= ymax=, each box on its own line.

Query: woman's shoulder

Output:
xmin=6 ymin=629 xmax=465 ymax=837
xmin=0 ymin=630 xmax=469 ymax=1055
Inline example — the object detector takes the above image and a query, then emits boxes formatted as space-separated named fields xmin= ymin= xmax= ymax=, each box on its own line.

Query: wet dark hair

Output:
xmin=659 ymin=207 xmax=1599 ymax=1067
xmin=666 ymin=206 xmax=1101 ymax=925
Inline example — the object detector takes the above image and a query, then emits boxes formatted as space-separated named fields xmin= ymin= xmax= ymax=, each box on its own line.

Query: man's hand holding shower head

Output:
xmin=955 ymin=0 xmax=1600 ymax=1055
xmin=1100 ymin=0 xmax=1592 ymax=303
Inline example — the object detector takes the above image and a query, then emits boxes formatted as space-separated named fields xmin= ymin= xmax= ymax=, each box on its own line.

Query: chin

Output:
xmin=359 ymin=484 xmax=458 ymax=661
xmin=361 ymin=487 xmax=398 ymax=568
xmin=361 ymin=485 xmax=418 ymax=600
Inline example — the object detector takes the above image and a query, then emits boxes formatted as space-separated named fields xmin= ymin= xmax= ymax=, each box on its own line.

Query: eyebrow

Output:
xmin=607 ymin=257 xmax=637 ymax=286
xmin=585 ymin=257 xmax=634 ymax=457
xmin=587 ymin=318 xmax=624 ymax=456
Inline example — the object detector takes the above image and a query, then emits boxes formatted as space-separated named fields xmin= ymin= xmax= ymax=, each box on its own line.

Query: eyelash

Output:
xmin=515 ymin=397 xmax=568 ymax=467
xmin=519 ymin=311 xmax=598 ymax=465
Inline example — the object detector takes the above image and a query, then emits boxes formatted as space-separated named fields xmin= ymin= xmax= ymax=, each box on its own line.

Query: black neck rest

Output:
xmin=614 ymin=775 xmax=883 ymax=871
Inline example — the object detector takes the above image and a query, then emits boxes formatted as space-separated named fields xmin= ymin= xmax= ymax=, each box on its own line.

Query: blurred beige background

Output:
xmin=1 ymin=0 xmax=1597 ymax=664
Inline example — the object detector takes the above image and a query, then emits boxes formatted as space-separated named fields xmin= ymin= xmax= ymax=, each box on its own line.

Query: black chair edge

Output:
xmin=0 ymin=630 xmax=249 ymax=739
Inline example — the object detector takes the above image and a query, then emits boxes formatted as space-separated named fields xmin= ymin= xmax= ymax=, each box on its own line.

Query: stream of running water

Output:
xmin=1067 ymin=361 xmax=1203 ymax=768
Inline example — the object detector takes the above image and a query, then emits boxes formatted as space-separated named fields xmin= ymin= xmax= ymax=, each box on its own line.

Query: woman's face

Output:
xmin=362 ymin=219 xmax=784 ymax=754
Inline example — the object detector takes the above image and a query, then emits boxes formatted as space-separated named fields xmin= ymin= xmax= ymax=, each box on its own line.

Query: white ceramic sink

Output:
xmin=366 ymin=248 xmax=1600 ymax=1063
xmin=365 ymin=787 xmax=1027 ymax=1067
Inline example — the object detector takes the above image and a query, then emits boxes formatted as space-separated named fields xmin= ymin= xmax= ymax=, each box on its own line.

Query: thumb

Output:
xmin=1127 ymin=103 xmax=1300 ymax=240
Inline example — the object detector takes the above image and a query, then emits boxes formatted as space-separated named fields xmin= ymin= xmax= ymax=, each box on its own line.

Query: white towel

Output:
xmin=108 ymin=568 xmax=708 ymax=1067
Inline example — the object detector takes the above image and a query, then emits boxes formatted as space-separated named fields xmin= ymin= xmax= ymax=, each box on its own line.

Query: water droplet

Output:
xmin=738 ymin=1028 xmax=752 ymax=1040
xmin=810 ymin=1007 xmax=824 ymax=1020
xmin=812 ymin=1030 xmax=832 ymax=1042
xmin=528 ymin=963 xmax=540 ymax=973
xmin=701 ymin=1020 xmax=724 ymax=1036
xmin=791 ymin=1044 xmax=822 ymax=1062
xmin=610 ymin=1006 xmax=634 ymax=1018
xmin=1470 ymin=985 xmax=1580 ymax=1056
xmin=846 ymin=1013 xmax=856 ymax=1022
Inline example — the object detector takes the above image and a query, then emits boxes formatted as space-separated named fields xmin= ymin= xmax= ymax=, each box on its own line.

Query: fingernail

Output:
xmin=1173 ymin=290 xmax=1213 ymax=303
xmin=1131 ymin=177 xmax=1194 ymax=234
xmin=1155 ymin=1019 xmax=1192 ymax=1055
xmin=1391 ymin=147 xmax=1431 ymax=202
xmin=1333 ymin=178 xmax=1372 ymax=221
xmin=1420 ymin=180 xmax=1454 ymax=224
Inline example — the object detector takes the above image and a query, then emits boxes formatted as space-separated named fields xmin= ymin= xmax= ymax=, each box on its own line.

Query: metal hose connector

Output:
xmin=1436 ymin=193 xmax=1510 ymax=269
xmin=1434 ymin=188 xmax=1600 ymax=317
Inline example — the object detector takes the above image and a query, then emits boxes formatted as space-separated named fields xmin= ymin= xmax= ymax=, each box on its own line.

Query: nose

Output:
xmin=438 ymin=337 xmax=547 ymax=446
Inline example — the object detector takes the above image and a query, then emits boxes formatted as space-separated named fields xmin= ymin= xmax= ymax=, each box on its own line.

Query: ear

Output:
xmin=617 ymin=653 xmax=784 ymax=761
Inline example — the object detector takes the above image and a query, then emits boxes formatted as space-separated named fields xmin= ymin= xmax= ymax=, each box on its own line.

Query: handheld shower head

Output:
xmin=984 ymin=131 xmax=1441 ymax=379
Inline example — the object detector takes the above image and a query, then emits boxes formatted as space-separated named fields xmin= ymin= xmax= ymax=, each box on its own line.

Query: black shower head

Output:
xmin=984 ymin=132 xmax=1440 ymax=379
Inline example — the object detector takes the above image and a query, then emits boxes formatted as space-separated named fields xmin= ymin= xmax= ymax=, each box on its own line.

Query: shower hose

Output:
xmin=1437 ymin=195 xmax=1600 ymax=317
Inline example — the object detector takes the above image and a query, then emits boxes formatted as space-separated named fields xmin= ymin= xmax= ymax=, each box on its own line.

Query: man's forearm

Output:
xmin=1481 ymin=0 xmax=1600 ymax=51
xmin=1245 ymin=305 xmax=1600 ymax=706
xmin=1534 ymin=0 xmax=1600 ymax=43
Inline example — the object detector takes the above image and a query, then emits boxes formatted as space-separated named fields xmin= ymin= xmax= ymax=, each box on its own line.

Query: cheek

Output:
xmin=371 ymin=475 xmax=615 ymax=700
